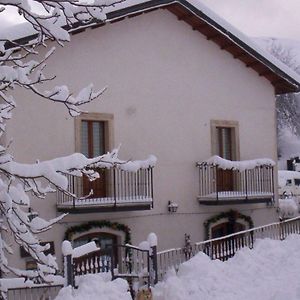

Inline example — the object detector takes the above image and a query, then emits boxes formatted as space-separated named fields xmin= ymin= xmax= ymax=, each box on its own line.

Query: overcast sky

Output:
xmin=201 ymin=0 xmax=300 ymax=40
xmin=1 ymin=0 xmax=300 ymax=41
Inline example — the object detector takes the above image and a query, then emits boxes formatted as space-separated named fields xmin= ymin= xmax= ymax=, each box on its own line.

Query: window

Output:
xmin=216 ymin=127 xmax=233 ymax=160
xmin=81 ymin=120 xmax=105 ymax=158
xmin=211 ymin=222 xmax=245 ymax=239
xmin=75 ymin=113 xmax=114 ymax=198
xmin=211 ymin=120 xmax=239 ymax=192
xmin=211 ymin=120 xmax=239 ymax=160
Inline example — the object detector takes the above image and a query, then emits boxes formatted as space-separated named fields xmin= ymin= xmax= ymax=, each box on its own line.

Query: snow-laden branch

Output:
xmin=0 ymin=0 xmax=143 ymax=295
xmin=0 ymin=0 xmax=126 ymax=125
xmin=0 ymin=147 xmax=156 ymax=286
xmin=0 ymin=149 xmax=157 ymax=192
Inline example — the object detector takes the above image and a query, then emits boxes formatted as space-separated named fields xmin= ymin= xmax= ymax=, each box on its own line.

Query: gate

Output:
xmin=64 ymin=241 xmax=158 ymax=290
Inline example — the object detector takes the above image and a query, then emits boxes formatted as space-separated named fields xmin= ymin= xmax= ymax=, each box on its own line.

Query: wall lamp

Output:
xmin=168 ymin=201 xmax=178 ymax=213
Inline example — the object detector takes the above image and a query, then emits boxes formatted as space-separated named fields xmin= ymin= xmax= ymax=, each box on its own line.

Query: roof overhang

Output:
xmin=104 ymin=0 xmax=300 ymax=94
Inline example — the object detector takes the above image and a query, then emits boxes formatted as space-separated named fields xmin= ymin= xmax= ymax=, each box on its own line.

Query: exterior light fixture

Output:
xmin=168 ymin=201 xmax=178 ymax=213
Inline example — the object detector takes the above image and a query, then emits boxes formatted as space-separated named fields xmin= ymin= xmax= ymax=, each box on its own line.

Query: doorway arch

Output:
xmin=204 ymin=210 xmax=253 ymax=240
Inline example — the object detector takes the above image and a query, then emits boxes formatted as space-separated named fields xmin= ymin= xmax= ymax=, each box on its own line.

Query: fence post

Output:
xmin=245 ymin=170 xmax=248 ymax=201
xmin=62 ymin=241 xmax=75 ymax=287
xmin=147 ymin=233 xmax=158 ymax=286
xmin=150 ymin=245 xmax=158 ymax=285
xmin=215 ymin=166 xmax=219 ymax=202
xmin=113 ymin=168 xmax=117 ymax=207
xmin=65 ymin=254 xmax=74 ymax=287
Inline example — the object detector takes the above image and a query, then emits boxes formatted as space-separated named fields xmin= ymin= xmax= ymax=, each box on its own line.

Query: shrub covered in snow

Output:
xmin=279 ymin=198 xmax=299 ymax=219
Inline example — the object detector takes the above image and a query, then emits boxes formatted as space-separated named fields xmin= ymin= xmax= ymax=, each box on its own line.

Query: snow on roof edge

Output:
xmin=104 ymin=0 xmax=300 ymax=88
xmin=180 ymin=0 xmax=300 ymax=88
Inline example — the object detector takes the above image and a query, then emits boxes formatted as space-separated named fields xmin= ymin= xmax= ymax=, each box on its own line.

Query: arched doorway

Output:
xmin=204 ymin=210 xmax=253 ymax=240
xmin=74 ymin=231 xmax=116 ymax=247
xmin=73 ymin=232 xmax=118 ymax=269
xmin=74 ymin=232 xmax=118 ymax=251
xmin=211 ymin=221 xmax=245 ymax=239
xmin=64 ymin=221 xmax=131 ymax=274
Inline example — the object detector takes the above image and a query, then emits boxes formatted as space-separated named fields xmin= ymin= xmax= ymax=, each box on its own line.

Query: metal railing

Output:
xmin=2 ymin=283 xmax=63 ymax=300
xmin=157 ymin=247 xmax=187 ymax=280
xmin=196 ymin=163 xmax=274 ymax=202
xmin=7 ymin=217 xmax=298 ymax=298
xmin=73 ymin=249 xmax=111 ymax=276
xmin=57 ymin=167 xmax=154 ymax=209
xmin=111 ymin=245 xmax=150 ymax=281
xmin=157 ymin=216 xmax=300 ymax=280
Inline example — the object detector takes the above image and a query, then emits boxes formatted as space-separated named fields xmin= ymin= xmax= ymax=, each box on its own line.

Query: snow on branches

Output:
xmin=0 ymin=0 xmax=156 ymax=291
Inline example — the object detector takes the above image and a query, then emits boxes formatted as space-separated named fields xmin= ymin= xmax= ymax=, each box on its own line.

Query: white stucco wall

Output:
xmin=6 ymin=9 xmax=278 ymax=270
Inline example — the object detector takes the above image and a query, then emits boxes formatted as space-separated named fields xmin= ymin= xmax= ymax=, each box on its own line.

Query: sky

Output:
xmin=1 ymin=0 xmax=300 ymax=41
xmin=201 ymin=0 xmax=300 ymax=40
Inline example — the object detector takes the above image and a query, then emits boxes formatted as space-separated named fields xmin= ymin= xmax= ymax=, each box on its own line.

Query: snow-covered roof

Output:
xmin=2 ymin=0 xmax=300 ymax=93
xmin=278 ymin=170 xmax=300 ymax=187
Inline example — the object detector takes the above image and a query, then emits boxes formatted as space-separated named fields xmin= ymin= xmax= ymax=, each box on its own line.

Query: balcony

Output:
xmin=57 ymin=167 xmax=154 ymax=213
xmin=196 ymin=156 xmax=275 ymax=205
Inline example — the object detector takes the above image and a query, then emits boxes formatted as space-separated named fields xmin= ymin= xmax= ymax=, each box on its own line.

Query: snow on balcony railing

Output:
xmin=57 ymin=166 xmax=154 ymax=210
xmin=201 ymin=155 xmax=275 ymax=171
xmin=196 ymin=156 xmax=275 ymax=203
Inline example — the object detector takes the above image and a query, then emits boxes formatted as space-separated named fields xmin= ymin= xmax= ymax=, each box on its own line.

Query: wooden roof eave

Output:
xmin=165 ymin=1 xmax=300 ymax=94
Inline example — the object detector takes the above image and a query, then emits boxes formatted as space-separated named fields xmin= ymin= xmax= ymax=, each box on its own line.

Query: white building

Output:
xmin=4 ymin=0 xmax=300 ymax=271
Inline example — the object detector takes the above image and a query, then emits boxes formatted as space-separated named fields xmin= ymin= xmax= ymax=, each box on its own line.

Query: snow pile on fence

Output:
xmin=55 ymin=273 xmax=131 ymax=300
xmin=62 ymin=240 xmax=99 ymax=258
xmin=54 ymin=235 xmax=300 ymax=300
xmin=153 ymin=235 xmax=300 ymax=300
xmin=0 ymin=275 xmax=64 ymax=292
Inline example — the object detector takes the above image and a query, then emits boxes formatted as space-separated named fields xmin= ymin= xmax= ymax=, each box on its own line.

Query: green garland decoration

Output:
xmin=64 ymin=220 xmax=131 ymax=245
xmin=204 ymin=210 xmax=254 ymax=240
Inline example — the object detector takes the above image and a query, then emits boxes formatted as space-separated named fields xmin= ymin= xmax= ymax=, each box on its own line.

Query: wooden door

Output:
xmin=217 ymin=169 xmax=234 ymax=192
xmin=211 ymin=222 xmax=245 ymax=260
xmin=211 ymin=222 xmax=245 ymax=238
xmin=81 ymin=120 xmax=106 ymax=198
xmin=82 ymin=168 xmax=106 ymax=198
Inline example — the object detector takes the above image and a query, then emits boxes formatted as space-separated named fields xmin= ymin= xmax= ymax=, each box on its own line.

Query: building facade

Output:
xmin=5 ymin=0 xmax=300 ymax=271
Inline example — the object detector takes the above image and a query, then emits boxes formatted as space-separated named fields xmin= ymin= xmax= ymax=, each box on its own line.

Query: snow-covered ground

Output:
xmin=55 ymin=235 xmax=300 ymax=300
xmin=55 ymin=273 xmax=132 ymax=300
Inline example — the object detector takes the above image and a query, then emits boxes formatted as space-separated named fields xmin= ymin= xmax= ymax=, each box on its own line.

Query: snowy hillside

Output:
xmin=255 ymin=37 xmax=300 ymax=167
